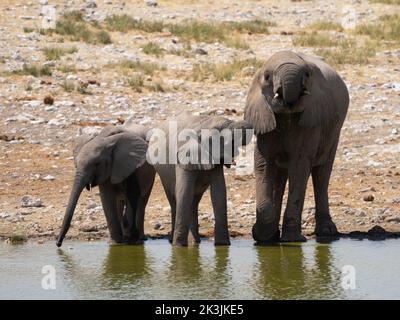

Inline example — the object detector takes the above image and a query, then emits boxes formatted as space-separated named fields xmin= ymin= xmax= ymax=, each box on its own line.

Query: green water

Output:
xmin=0 ymin=239 xmax=399 ymax=299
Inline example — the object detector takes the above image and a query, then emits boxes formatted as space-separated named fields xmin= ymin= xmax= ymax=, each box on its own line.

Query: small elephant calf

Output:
xmin=150 ymin=112 xmax=252 ymax=246
xmin=56 ymin=122 xmax=155 ymax=247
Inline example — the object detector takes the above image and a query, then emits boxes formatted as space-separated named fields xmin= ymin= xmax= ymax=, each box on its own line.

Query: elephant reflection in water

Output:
xmin=167 ymin=246 xmax=230 ymax=299
xmin=102 ymin=245 xmax=150 ymax=291
xmin=57 ymin=246 xmax=150 ymax=298
xmin=255 ymin=244 xmax=343 ymax=299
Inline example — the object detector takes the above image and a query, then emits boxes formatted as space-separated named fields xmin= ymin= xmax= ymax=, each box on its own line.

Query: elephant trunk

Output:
xmin=56 ymin=172 xmax=87 ymax=247
xmin=275 ymin=63 xmax=303 ymax=107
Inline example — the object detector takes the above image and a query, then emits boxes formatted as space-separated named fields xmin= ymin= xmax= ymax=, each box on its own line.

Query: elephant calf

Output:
xmin=149 ymin=112 xmax=252 ymax=246
xmin=56 ymin=122 xmax=155 ymax=247
xmin=244 ymin=50 xmax=349 ymax=242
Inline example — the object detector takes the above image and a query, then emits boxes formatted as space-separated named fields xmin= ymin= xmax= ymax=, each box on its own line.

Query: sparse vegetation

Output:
xmin=126 ymin=74 xmax=145 ymax=92
xmin=309 ymin=21 xmax=344 ymax=32
xmin=105 ymin=14 xmax=165 ymax=33
xmin=292 ymin=31 xmax=340 ymax=47
xmin=111 ymin=59 xmax=166 ymax=76
xmin=147 ymin=80 xmax=166 ymax=92
xmin=191 ymin=58 xmax=262 ymax=82
xmin=11 ymin=64 xmax=52 ymax=77
xmin=23 ymin=27 xmax=34 ymax=33
xmin=224 ymin=36 xmax=250 ymax=50
xmin=125 ymin=74 xmax=166 ymax=92
xmin=105 ymin=15 xmax=271 ymax=49
xmin=61 ymin=80 xmax=91 ymax=94
xmin=141 ymin=41 xmax=163 ymax=56
xmin=42 ymin=46 xmax=78 ymax=60
xmin=62 ymin=80 xmax=75 ymax=92
xmin=222 ymin=19 xmax=275 ymax=34
xmin=58 ymin=65 xmax=77 ymax=73
xmin=41 ymin=11 xmax=112 ymax=44
xmin=316 ymin=40 xmax=377 ymax=66
xmin=96 ymin=30 xmax=112 ymax=44
xmin=9 ymin=235 xmax=27 ymax=244
xmin=355 ymin=14 xmax=400 ymax=45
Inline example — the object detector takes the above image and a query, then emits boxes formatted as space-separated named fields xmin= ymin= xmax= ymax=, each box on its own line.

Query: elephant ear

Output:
xmin=73 ymin=134 xmax=95 ymax=166
xmin=297 ymin=63 xmax=338 ymax=128
xmin=108 ymin=132 xmax=148 ymax=184
xmin=244 ymin=70 xmax=276 ymax=135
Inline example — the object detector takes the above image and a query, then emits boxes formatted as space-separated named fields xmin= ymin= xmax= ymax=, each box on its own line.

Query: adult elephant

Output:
xmin=244 ymin=50 xmax=349 ymax=242
xmin=56 ymin=122 xmax=155 ymax=247
xmin=149 ymin=112 xmax=252 ymax=246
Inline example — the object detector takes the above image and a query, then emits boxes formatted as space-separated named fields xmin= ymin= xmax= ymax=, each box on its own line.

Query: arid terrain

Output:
xmin=0 ymin=0 xmax=399 ymax=244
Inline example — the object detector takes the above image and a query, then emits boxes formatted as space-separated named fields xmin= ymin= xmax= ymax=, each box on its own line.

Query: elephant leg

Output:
xmin=173 ymin=168 xmax=196 ymax=246
xmin=312 ymin=147 xmax=338 ymax=237
xmin=252 ymin=144 xmax=279 ymax=242
xmin=163 ymin=190 xmax=176 ymax=243
xmin=135 ymin=197 xmax=147 ymax=240
xmin=99 ymin=181 xmax=123 ymax=244
xmin=210 ymin=167 xmax=230 ymax=246
xmin=281 ymin=160 xmax=311 ymax=242
xmin=189 ymin=194 xmax=203 ymax=245
xmin=124 ymin=174 xmax=141 ymax=243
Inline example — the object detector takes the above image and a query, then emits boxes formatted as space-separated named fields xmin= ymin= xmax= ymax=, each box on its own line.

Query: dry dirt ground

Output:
xmin=0 ymin=0 xmax=399 ymax=244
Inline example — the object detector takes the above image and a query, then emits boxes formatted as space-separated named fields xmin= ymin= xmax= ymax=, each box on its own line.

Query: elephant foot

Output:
xmin=109 ymin=239 xmax=124 ymax=245
xmin=122 ymin=235 xmax=143 ymax=245
xmin=139 ymin=233 xmax=148 ymax=241
xmin=315 ymin=219 xmax=338 ymax=240
xmin=281 ymin=226 xmax=307 ymax=243
xmin=172 ymin=234 xmax=188 ymax=247
xmin=214 ymin=240 xmax=231 ymax=246
xmin=252 ymin=221 xmax=280 ymax=243
xmin=172 ymin=241 xmax=188 ymax=247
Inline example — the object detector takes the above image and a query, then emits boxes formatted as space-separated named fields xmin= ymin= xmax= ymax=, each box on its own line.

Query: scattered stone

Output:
xmin=0 ymin=212 xmax=11 ymax=219
xmin=43 ymin=95 xmax=54 ymax=105
xmin=42 ymin=175 xmax=55 ymax=181
xmin=21 ymin=196 xmax=43 ymax=208
xmin=392 ymin=197 xmax=400 ymax=204
xmin=241 ymin=66 xmax=256 ymax=76
xmin=153 ymin=222 xmax=162 ymax=230
xmin=363 ymin=194 xmax=375 ymax=202
xmin=145 ymin=0 xmax=158 ymax=7
xmin=79 ymin=225 xmax=98 ymax=232
xmin=194 ymin=48 xmax=208 ymax=55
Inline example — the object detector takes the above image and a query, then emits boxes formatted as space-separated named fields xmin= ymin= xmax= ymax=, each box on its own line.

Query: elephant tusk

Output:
xmin=303 ymin=90 xmax=311 ymax=95
xmin=273 ymin=93 xmax=279 ymax=99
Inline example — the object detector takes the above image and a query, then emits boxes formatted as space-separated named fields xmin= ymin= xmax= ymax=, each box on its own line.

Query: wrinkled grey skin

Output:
xmin=150 ymin=112 xmax=252 ymax=246
xmin=56 ymin=122 xmax=155 ymax=247
xmin=244 ymin=51 xmax=349 ymax=242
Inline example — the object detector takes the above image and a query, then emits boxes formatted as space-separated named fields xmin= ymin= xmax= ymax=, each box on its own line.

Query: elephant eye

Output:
xmin=264 ymin=73 xmax=272 ymax=85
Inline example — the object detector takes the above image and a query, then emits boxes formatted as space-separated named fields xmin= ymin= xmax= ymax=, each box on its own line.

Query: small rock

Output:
xmin=194 ymin=48 xmax=208 ymax=55
xmin=145 ymin=0 xmax=158 ymax=7
xmin=42 ymin=175 xmax=55 ymax=181
xmin=153 ymin=222 xmax=162 ymax=230
xmin=21 ymin=195 xmax=44 ymax=208
xmin=43 ymin=95 xmax=54 ymax=105
xmin=79 ymin=225 xmax=98 ymax=232
xmin=363 ymin=194 xmax=374 ymax=202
